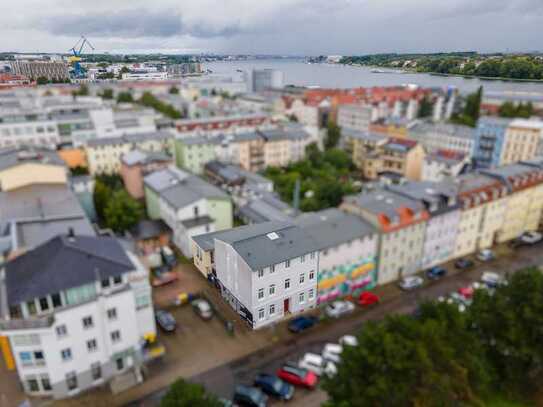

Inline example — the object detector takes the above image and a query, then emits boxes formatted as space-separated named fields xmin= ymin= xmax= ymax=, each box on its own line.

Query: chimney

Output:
xmin=67 ymin=228 xmax=75 ymax=242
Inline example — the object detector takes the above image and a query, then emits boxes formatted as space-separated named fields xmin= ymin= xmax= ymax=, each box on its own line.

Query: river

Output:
xmin=204 ymin=59 xmax=543 ymax=94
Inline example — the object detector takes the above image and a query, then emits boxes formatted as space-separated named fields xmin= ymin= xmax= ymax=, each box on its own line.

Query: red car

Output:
xmin=358 ymin=292 xmax=380 ymax=307
xmin=458 ymin=286 xmax=474 ymax=299
xmin=277 ymin=364 xmax=318 ymax=389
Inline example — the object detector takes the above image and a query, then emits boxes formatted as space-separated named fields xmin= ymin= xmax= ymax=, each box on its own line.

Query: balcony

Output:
xmin=0 ymin=315 xmax=55 ymax=331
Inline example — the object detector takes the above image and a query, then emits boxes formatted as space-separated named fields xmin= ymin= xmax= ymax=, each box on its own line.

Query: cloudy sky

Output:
xmin=2 ymin=0 xmax=542 ymax=55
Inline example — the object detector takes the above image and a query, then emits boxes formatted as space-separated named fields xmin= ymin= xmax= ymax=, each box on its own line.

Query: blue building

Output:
xmin=473 ymin=117 xmax=512 ymax=168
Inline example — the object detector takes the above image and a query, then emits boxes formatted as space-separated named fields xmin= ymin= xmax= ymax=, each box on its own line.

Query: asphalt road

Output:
xmin=129 ymin=242 xmax=543 ymax=406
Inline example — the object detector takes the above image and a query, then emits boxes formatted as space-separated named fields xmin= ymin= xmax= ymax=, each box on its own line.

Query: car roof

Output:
xmin=324 ymin=343 xmax=342 ymax=352
xmin=281 ymin=364 xmax=305 ymax=376
xmin=302 ymin=353 xmax=323 ymax=364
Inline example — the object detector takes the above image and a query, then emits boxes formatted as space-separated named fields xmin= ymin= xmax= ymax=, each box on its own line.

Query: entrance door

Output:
xmin=283 ymin=298 xmax=290 ymax=314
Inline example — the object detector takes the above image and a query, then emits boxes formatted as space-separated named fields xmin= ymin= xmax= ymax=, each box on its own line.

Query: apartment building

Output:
xmin=342 ymin=189 xmax=429 ymax=284
xmin=174 ymin=136 xmax=219 ymax=175
xmin=337 ymin=104 xmax=372 ymax=133
xmin=389 ymin=181 xmax=461 ymax=269
xmin=0 ymin=233 xmax=156 ymax=399
xmin=341 ymin=129 xmax=387 ymax=176
xmin=10 ymin=60 xmax=69 ymax=81
xmin=295 ymin=209 xmax=378 ymax=304
xmin=421 ymin=150 xmax=471 ymax=182
xmin=408 ymin=121 xmax=475 ymax=155
xmin=0 ymin=109 xmax=60 ymax=149
xmin=120 ymin=150 xmax=173 ymax=199
xmin=246 ymin=69 xmax=284 ymax=93
xmin=194 ymin=222 xmax=318 ymax=329
xmin=174 ymin=114 xmax=270 ymax=139
xmin=143 ymin=167 xmax=233 ymax=257
xmin=482 ymin=161 xmax=543 ymax=243
xmin=453 ymin=173 xmax=508 ymax=258
xmin=499 ymin=119 xmax=543 ymax=166
xmin=85 ymin=131 xmax=174 ymax=175
xmin=363 ymin=138 xmax=426 ymax=181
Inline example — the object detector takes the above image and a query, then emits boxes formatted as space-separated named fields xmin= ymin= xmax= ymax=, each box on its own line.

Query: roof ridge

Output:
xmin=62 ymin=236 xmax=133 ymax=269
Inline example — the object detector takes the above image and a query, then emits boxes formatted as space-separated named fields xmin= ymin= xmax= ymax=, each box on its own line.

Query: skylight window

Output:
xmin=267 ymin=232 xmax=279 ymax=240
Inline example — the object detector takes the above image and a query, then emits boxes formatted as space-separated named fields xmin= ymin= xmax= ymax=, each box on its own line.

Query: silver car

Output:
xmin=398 ymin=276 xmax=424 ymax=290
xmin=192 ymin=299 xmax=214 ymax=320
xmin=324 ymin=300 xmax=355 ymax=318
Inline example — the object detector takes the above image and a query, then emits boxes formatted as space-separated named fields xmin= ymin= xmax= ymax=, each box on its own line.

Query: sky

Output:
xmin=2 ymin=0 xmax=542 ymax=55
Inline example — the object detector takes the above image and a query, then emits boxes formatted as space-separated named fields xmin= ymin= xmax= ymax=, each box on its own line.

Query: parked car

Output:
xmin=458 ymin=286 xmax=475 ymax=299
xmin=161 ymin=246 xmax=177 ymax=268
xmin=324 ymin=300 xmax=355 ymax=319
xmin=155 ymin=310 xmax=176 ymax=333
xmin=476 ymin=249 xmax=495 ymax=262
xmin=298 ymin=353 xmax=337 ymax=377
xmin=233 ymin=385 xmax=268 ymax=407
xmin=357 ymin=291 xmax=380 ymax=307
xmin=339 ymin=335 xmax=358 ymax=347
xmin=254 ymin=373 xmax=294 ymax=401
xmin=398 ymin=276 xmax=424 ymax=290
xmin=277 ymin=364 xmax=318 ymax=389
xmin=426 ymin=266 xmax=447 ymax=280
xmin=517 ymin=231 xmax=543 ymax=246
xmin=192 ymin=298 xmax=214 ymax=320
xmin=449 ymin=292 xmax=472 ymax=307
xmin=322 ymin=343 xmax=343 ymax=364
xmin=288 ymin=316 xmax=318 ymax=333
xmin=454 ymin=258 xmax=474 ymax=270
xmin=481 ymin=271 xmax=504 ymax=288
xmin=151 ymin=266 xmax=178 ymax=287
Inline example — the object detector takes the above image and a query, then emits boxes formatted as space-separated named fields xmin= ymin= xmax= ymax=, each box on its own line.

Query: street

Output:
xmin=129 ymin=242 xmax=543 ymax=406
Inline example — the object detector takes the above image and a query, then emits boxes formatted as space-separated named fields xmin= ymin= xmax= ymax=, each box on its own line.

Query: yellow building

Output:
xmin=499 ymin=119 xmax=543 ymax=166
xmin=453 ymin=173 xmax=508 ymax=258
xmin=0 ymin=147 xmax=67 ymax=191
xmin=482 ymin=161 xmax=543 ymax=243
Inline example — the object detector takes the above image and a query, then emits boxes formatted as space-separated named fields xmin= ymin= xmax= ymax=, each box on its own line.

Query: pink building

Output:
xmin=120 ymin=150 xmax=173 ymax=199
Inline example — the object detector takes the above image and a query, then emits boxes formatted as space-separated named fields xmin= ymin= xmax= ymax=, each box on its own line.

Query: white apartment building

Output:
xmin=337 ymin=104 xmax=372 ymax=133
xmin=0 ymin=233 xmax=156 ymax=399
xmin=421 ymin=150 xmax=471 ymax=182
xmin=408 ymin=121 xmax=475 ymax=155
xmin=0 ymin=110 xmax=60 ymax=149
xmin=199 ymin=222 xmax=319 ymax=329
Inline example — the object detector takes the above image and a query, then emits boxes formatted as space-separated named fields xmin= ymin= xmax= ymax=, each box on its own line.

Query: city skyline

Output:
xmin=1 ymin=0 xmax=542 ymax=55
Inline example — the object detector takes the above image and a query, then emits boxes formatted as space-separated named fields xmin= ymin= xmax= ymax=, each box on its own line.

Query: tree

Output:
xmin=161 ymin=378 xmax=222 ymax=407
xmin=103 ymin=190 xmax=144 ymax=233
xmin=70 ymin=166 xmax=89 ymax=176
xmin=323 ymin=305 xmax=491 ymax=407
xmin=451 ymin=86 xmax=482 ymax=127
xmin=418 ymin=96 xmax=434 ymax=118
xmin=36 ymin=76 xmax=48 ymax=85
xmin=100 ymin=88 xmax=114 ymax=100
xmin=93 ymin=179 xmax=111 ymax=221
xmin=118 ymin=66 xmax=130 ymax=79
xmin=169 ymin=86 xmax=180 ymax=95
xmin=325 ymin=121 xmax=341 ymax=150
xmin=74 ymin=84 xmax=89 ymax=96
xmin=117 ymin=91 xmax=134 ymax=104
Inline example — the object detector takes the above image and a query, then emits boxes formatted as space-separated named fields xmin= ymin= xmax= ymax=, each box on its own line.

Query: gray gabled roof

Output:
xmin=5 ymin=234 xmax=134 ymax=306
xmin=215 ymin=221 xmax=319 ymax=270
xmin=294 ymin=208 xmax=376 ymax=250
xmin=0 ymin=147 xmax=65 ymax=172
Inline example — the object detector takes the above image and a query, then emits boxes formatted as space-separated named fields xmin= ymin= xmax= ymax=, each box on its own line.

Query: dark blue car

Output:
xmin=288 ymin=316 xmax=318 ymax=333
xmin=426 ymin=266 xmax=447 ymax=280
xmin=254 ymin=373 xmax=295 ymax=400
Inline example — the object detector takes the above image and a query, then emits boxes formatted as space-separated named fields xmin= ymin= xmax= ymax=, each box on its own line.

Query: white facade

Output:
xmin=421 ymin=210 xmax=461 ymax=268
xmin=337 ymin=104 xmax=372 ymax=133
xmin=214 ymin=239 xmax=318 ymax=330
xmin=0 ymin=117 xmax=60 ymax=149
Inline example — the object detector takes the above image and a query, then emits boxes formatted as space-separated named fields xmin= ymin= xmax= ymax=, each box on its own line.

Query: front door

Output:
xmin=283 ymin=298 xmax=290 ymax=314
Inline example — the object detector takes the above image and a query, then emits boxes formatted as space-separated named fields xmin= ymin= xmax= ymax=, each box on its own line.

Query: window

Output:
xmin=309 ymin=289 xmax=315 ymax=299
xmin=300 ymin=255 xmax=305 ymax=263
xmin=26 ymin=300 xmax=37 ymax=316
xmin=39 ymin=297 xmax=49 ymax=312
xmin=310 ymin=252 xmax=315 ymax=259
xmin=82 ymin=316 xmax=94 ymax=329
xmin=87 ymin=339 xmax=98 ymax=353
xmin=285 ymin=259 xmax=290 ymax=268
xmin=61 ymin=348 xmax=72 ymax=362
xmin=111 ymin=330 xmax=121 ymax=343
xmin=285 ymin=279 xmax=291 ymax=290
xmin=107 ymin=308 xmax=117 ymax=320
xmin=41 ymin=375 xmax=52 ymax=391
xmin=56 ymin=324 xmax=67 ymax=338
xmin=101 ymin=278 xmax=110 ymax=288
xmin=269 ymin=284 xmax=276 ymax=296
xmin=91 ymin=362 xmax=102 ymax=381
xmin=258 ymin=308 xmax=265 ymax=320
xmin=299 ymin=292 xmax=305 ymax=304
xmin=257 ymin=269 xmax=264 ymax=278
xmin=116 ymin=357 xmax=124 ymax=371
xmin=135 ymin=291 xmax=151 ymax=309
xmin=27 ymin=377 xmax=39 ymax=392
xmin=66 ymin=372 xmax=78 ymax=391
xmin=299 ymin=273 xmax=305 ymax=284
xmin=269 ymin=304 xmax=276 ymax=315
xmin=270 ymin=265 xmax=275 ymax=274
xmin=34 ymin=351 xmax=45 ymax=366
xmin=19 ymin=352 xmax=33 ymax=366
xmin=257 ymin=288 xmax=264 ymax=300
xmin=309 ymin=270 xmax=315 ymax=280
xmin=113 ymin=275 xmax=122 ymax=285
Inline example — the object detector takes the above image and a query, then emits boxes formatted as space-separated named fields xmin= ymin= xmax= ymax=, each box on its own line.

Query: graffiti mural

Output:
xmin=316 ymin=257 xmax=377 ymax=304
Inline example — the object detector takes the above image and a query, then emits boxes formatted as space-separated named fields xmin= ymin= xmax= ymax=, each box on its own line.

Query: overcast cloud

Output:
xmin=1 ymin=0 xmax=542 ymax=54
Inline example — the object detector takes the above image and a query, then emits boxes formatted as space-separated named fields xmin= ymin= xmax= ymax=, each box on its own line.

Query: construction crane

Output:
xmin=68 ymin=36 xmax=95 ymax=78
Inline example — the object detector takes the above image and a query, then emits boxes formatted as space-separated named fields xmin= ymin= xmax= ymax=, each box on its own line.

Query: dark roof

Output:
xmin=0 ymin=147 xmax=65 ymax=172
xmin=130 ymin=219 xmax=170 ymax=240
xmin=5 ymin=235 xmax=135 ymax=305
